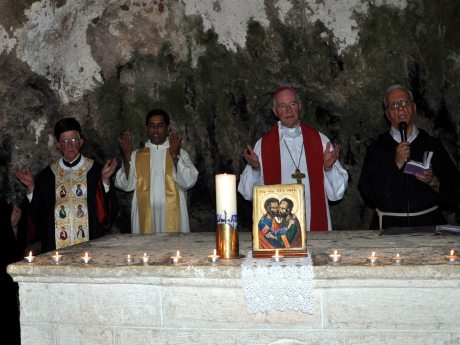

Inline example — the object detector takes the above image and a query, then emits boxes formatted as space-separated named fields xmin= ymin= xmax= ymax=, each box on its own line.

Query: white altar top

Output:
xmin=8 ymin=231 xmax=460 ymax=345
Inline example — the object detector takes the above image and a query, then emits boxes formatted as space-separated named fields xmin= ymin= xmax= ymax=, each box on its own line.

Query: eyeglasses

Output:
xmin=388 ymin=98 xmax=413 ymax=110
xmin=59 ymin=138 xmax=80 ymax=145
xmin=276 ymin=102 xmax=299 ymax=111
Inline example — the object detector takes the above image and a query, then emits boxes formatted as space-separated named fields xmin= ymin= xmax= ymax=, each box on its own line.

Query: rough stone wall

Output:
xmin=1 ymin=0 xmax=459 ymax=231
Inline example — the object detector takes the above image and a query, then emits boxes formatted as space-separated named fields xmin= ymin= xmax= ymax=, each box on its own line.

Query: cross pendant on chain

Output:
xmin=291 ymin=168 xmax=306 ymax=184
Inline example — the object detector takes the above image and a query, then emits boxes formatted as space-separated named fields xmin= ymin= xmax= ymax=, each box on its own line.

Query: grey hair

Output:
xmin=384 ymin=84 xmax=414 ymax=108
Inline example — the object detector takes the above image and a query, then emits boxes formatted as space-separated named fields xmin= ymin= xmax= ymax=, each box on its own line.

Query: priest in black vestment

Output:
xmin=0 ymin=199 xmax=27 ymax=345
xmin=358 ymin=85 xmax=459 ymax=229
xmin=16 ymin=118 xmax=118 ymax=253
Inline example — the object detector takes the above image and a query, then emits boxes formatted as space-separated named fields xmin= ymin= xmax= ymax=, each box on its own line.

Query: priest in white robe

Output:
xmin=115 ymin=109 xmax=198 ymax=234
xmin=238 ymin=85 xmax=348 ymax=231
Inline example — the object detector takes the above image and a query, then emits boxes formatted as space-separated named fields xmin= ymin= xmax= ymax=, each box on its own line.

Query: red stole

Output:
xmin=261 ymin=123 xmax=328 ymax=231
xmin=95 ymin=180 xmax=112 ymax=230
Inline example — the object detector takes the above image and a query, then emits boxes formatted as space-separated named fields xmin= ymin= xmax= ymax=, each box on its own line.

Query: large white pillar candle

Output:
xmin=215 ymin=173 xmax=237 ymax=229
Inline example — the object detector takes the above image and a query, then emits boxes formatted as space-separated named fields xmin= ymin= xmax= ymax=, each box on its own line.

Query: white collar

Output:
xmin=278 ymin=121 xmax=301 ymax=140
xmin=59 ymin=155 xmax=85 ymax=171
xmin=390 ymin=125 xmax=419 ymax=144
xmin=145 ymin=138 xmax=170 ymax=149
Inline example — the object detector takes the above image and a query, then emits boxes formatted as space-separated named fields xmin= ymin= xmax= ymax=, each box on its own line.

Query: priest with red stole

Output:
xmin=238 ymin=85 xmax=348 ymax=231
xmin=15 ymin=117 xmax=117 ymax=252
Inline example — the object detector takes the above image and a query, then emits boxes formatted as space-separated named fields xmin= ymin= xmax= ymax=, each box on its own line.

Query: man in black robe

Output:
xmin=0 ymin=199 xmax=27 ymax=345
xmin=15 ymin=118 xmax=117 ymax=252
xmin=358 ymin=85 xmax=459 ymax=229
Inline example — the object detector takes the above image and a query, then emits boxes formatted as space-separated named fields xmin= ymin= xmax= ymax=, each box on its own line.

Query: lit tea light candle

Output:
xmin=142 ymin=253 xmax=151 ymax=264
xmin=52 ymin=251 xmax=62 ymax=264
xmin=81 ymin=252 xmax=92 ymax=264
xmin=170 ymin=250 xmax=182 ymax=264
xmin=271 ymin=249 xmax=284 ymax=263
xmin=393 ymin=253 xmax=404 ymax=265
xmin=366 ymin=251 xmax=379 ymax=264
xmin=24 ymin=251 xmax=35 ymax=263
xmin=329 ymin=250 xmax=341 ymax=264
xmin=445 ymin=249 xmax=459 ymax=263
xmin=208 ymin=249 xmax=220 ymax=263
xmin=125 ymin=254 xmax=135 ymax=264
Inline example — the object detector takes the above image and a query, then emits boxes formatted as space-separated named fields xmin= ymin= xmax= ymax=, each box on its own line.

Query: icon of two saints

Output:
xmin=258 ymin=197 xmax=302 ymax=249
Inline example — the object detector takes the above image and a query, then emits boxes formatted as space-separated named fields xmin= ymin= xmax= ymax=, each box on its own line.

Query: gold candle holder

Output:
xmin=216 ymin=223 xmax=239 ymax=259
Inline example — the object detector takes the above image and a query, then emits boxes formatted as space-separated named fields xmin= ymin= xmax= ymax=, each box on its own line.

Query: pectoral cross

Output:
xmin=291 ymin=168 xmax=306 ymax=184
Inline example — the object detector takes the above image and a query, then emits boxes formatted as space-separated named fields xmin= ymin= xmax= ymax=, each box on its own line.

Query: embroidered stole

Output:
xmin=261 ymin=123 xmax=328 ymax=231
xmin=135 ymin=147 xmax=180 ymax=233
xmin=51 ymin=157 xmax=93 ymax=249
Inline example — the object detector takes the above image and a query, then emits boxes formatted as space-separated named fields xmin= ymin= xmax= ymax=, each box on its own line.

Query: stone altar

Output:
xmin=8 ymin=231 xmax=460 ymax=345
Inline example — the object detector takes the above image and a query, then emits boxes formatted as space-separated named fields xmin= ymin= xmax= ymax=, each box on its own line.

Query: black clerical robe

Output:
xmin=0 ymin=200 xmax=27 ymax=345
xmin=358 ymin=130 xmax=459 ymax=229
xmin=29 ymin=157 xmax=115 ymax=253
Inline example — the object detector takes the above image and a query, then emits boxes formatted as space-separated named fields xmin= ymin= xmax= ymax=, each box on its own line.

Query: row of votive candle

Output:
xmin=328 ymin=249 xmax=459 ymax=264
xmin=24 ymin=249 xmax=222 ymax=264
xmin=24 ymin=249 xmax=459 ymax=265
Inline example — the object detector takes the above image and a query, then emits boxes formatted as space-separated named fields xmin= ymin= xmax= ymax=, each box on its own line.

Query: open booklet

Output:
xmin=403 ymin=151 xmax=433 ymax=175
xmin=435 ymin=225 xmax=460 ymax=235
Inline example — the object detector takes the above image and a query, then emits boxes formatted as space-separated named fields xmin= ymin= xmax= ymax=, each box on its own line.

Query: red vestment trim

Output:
xmin=261 ymin=123 xmax=328 ymax=231
xmin=95 ymin=180 xmax=111 ymax=230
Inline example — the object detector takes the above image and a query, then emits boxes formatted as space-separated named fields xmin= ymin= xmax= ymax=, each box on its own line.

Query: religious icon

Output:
xmin=59 ymin=227 xmax=68 ymax=240
xmin=76 ymin=205 xmax=84 ymax=218
xmin=59 ymin=185 xmax=67 ymax=197
xmin=59 ymin=205 xmax=66 ymax=219
xmin=75 ymin=184 xmax=83 ymax=196
xmin=252 ymin=184 xmax=307 ymax=257
xmin=77 ymin=225 xmax=85 ymax=239
xmin=257 ymin=197 xmax=302 ymax=249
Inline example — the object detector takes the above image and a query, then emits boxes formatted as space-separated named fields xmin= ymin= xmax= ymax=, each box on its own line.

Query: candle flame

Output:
xmin=28 ymin=251 xmax=32 ymax=257
xmin=371 ymin=251 xmax=375 ymax=257
xmin=55 ymin=251 xmax=59 ymax=256
xmin=333 ymin=250 xmax=338 ymax=255
xmin=213 ymin=249 xmax=217 ymax=256
xmin=85 ymin=252 xmax=89 ymax=258
xmin=396 ymin=253 xmax=400 ymax=258
xmin=127 ymin=254 xmax=131 ymax=259
xmin=144 ymin=252 xmax=147 ymax=257
xmin=176 ymin=250 xmax=180 ymax=257
xmin=275 ymin=249 xmax=279 ymax=257
xmin=451 ymin=249 xmax=455 ymax=256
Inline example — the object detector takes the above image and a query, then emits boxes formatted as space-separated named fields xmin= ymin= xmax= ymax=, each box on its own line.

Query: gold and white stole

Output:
xmin=135 ymin=147 xmax=180 ymax=233
xmin=51 ymin=157 xmax=93 ymax=249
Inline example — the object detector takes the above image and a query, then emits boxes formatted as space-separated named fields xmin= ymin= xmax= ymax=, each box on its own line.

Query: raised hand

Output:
xmin=119 ymin=131 xmax=133 ymax=162
xmin=395 ymin=142 xmax=410 ymax=170
xmin=11 ymin=204 xmax=22 ymax=231
xmin=102 ymin=158 xmax=117 ymax=184
xmin=15 ymin=167 xmax=35 ymax=193
xmin=324 ymin=142 xmax=340 ymax=171
xmin=243 ymin=144 xmax=260 ymax=171
xmin=168 ymin=129 xmax=182 ymax=161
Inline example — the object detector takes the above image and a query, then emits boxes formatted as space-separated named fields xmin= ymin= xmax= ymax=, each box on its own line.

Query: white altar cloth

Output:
xmin=241 ymin=251 xmax=316 ymax=314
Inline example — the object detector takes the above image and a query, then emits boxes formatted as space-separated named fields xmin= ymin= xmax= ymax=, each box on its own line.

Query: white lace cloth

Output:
xmin=241 ymin=251 xmax=316 ymax=314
